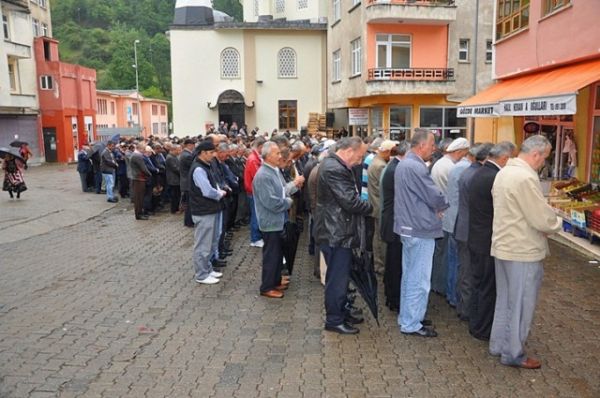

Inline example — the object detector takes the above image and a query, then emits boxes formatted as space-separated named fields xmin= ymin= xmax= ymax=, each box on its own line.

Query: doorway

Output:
xmin=218 ymin=102 xmax=245 ymax=128
xmin=43 ymin=128 xmax=57 ymax=162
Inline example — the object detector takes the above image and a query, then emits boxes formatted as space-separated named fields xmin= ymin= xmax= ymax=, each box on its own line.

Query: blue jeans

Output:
xmin=102 ymin=172 xmax=115 ymax=200
xmin=446 ymin=232 xmax=459 ymax=306
xmin=398 ymin=236 xmax=435 ymax=333
xmin=247 ymin=195 xmax=262 ymax=243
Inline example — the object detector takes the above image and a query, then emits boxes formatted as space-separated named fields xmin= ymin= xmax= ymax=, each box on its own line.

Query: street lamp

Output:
xmin=133 ymin=39 xmax=142 ymax=133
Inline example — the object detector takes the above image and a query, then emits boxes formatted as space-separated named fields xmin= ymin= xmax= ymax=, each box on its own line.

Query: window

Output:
xmin=276 ymin=0 xmax=285 ymax=13
xmin=278 ymin=47 xmax=297 ymax=78
xmin=132 ymin=103 xmax=139 ymax=115
xmin=152 ymin=123 xmax=159 ymax=134
xmin=41 ymin=22 xmax=48 ymax=37
xmin=110 ymin=102 xmax=115 ymax=115
xmin=376 ymin=34 xmax=411 ymax=69
xmin=458 ymin=39 xmax=470 ymax=62
xmin=352 ymin=0 xmax=360 ymax=5
xmin=542 ymin=0 xmax=569 ymax=16
xmin=8 ymin=57 xmax=18 ymax=92
xmin=40 ymin=75 xmax=53 ymax=90
xmin=371 ymin=107 xmax=384 ymax=134
xmin=333 ymin=0 xmax=340 ymax=22
xmin=332 ymin=50 xmax=341 ymax=82
xmin=2 ymin=13 xmax=9 ymax=40
xmin=161 ymin=106 xmax=166 ymax=116
xmin=419 ymin=107 xmax=467 ymax=139
xmin=152 ymin=104 xmax=158 ymax=115
xmin=486 ymin=40 xmax=493 ymax=63
xmin=390 ymin=106 xmax=411 ymax=141
xmin=39 ymin=0 xmax=47 ymax=8
xmin=32 ymin=18 xmax=40 ymax=37
xmin=496 ymin=0 xmax=530 ymax=40
xmin=279 ymin=100 xmax=297 ymax=130
xmin=351 ymin=38 xmax=361 ymax=76
xmin=43 ymin=40 xmax=51 ymax=60
xmin=221 ymin=47 xmax=240 ymax=78
xmin=97 ymin=99 xmax=108 ymax=114
xmin=161 ymin=122 xmax=167 ymax=135
xmin=298 ymin=0 xmax=308 ymax=9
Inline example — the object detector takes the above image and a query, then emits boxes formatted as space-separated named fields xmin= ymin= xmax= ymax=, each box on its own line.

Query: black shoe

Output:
xmin=212 ymin=259 xmax=227 ymax=268
xmin=344 ymin=314 xmax=364 ymax=325
xmin=325 ymin=323 xmax=359 ymax=335
xmin=107 ymin=198 xmax=118 ymax=203
xmin=402 ymin=326 xmax=438 ymax=338
xmin=136 ymin=215 xmax=149 ymax=220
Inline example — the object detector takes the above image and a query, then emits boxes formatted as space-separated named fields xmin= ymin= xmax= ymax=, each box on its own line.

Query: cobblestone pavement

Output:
xmin=1 ymin=189 xmax=599 ymax=397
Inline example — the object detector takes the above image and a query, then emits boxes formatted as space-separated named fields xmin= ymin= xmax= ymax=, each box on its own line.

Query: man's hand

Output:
xmin=437 ymin=211 xmax=444 ymax=219
xmin=294 ymin=176 xmax=305 ymax=188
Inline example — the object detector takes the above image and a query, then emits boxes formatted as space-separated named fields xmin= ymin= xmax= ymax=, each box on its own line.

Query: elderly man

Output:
xmin=367 ymin=139 xmax=397 ymax=275
xmin=179 ymin=138 xmax=196 ymax=227
xmin=468 ymin=141 xmax=515 ymax=341
xmin=394 ymin=129 xmax=448 ymax=337
xmin=129 ymin=142 xmax=152 ymax=220
xmin=490 ymin=135 xmax=561 ymax=369
xmin=189 ymin=140 xmax=227 ymax=285
xmin=100 ymin=141 xmax=119 ymax=203
xmin=166 ymin=144 xmax=181 ymax=214
xmin=253 ymin=142 xmax=293 ymax=299
xmin=315 ymin=137 xmax=372 ymax=335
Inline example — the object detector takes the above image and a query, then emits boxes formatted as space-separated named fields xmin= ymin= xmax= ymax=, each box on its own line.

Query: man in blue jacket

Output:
xmin=394 ymin=129 xmax=448 ymax=337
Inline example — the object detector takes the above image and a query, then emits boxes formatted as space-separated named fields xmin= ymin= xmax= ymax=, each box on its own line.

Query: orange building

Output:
xmin=95 ymin=90 xmax=170 ymax=140
xmin=34 ymin=37 xmax=96 ymax=163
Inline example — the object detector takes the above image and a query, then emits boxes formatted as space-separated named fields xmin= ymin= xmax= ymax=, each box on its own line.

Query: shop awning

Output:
xmin=458 ymin=58 xmax=600 ymax=118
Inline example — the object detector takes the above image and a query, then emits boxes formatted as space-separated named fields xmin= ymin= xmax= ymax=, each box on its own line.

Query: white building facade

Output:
xmin=170 ymin=0 xmax=327 ymax=136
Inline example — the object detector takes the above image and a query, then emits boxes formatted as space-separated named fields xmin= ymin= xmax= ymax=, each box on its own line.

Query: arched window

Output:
xmin=221 ymin=48 xmax=240 ymax=79
xmin=278 ymin=47 xmax=297 ymax=78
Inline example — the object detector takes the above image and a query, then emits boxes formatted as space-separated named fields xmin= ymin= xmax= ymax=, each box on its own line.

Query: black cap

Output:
xmin=183 ymin=138 xmax=194 ymax=145
xmin=197 ymin=140 xmax=215 ymax=153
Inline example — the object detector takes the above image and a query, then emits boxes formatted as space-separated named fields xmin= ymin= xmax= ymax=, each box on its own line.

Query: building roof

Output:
xmin=171 ymin=20 xmax=327 ymax=31
xmin=96 ymin=90 xmax=170 ymax=103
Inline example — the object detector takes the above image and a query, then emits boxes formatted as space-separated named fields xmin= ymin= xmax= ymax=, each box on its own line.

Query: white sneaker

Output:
xmin=250 ymin=239 xmax=264 ymax=248
xmin=210 ymin=271 xmax=223 ymax=278
xmin=195 ymin=276 xmax=220 ymax=284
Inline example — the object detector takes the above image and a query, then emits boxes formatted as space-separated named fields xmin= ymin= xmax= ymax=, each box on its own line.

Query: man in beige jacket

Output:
xmin=490 ymin=135 xmax=561 ymax=369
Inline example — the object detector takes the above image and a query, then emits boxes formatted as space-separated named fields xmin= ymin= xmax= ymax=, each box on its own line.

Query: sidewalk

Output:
xmin=0 ymin=164 xmax=115 ymax=245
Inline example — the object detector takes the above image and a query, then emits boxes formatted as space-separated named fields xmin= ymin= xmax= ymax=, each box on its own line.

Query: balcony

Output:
xmin=3 ymin=40 xmax=31 ymax=59
xmin=365 ymin=0 xmax=456 ymax=24
xmin=366 ymin=67 xmax=455 ymax=95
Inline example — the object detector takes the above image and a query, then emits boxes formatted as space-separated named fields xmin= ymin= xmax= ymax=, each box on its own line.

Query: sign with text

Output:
xmin=499 ymin=94 xmax=576 ymax=116
xmin=348 ymin=108 xmax=369 ymax=125
xmin=457 ymin=104 xmax=500 ymax=118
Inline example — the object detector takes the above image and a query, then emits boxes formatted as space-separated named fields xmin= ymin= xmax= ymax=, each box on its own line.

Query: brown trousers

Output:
xmin=132 ymin=180 xmax=146 ymax=218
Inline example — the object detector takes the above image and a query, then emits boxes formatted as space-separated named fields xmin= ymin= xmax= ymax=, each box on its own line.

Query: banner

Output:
xmin=348 ymin=108 xmax=369 ymax=126
xmin=458 ymin=94 xmax=577 ymax=118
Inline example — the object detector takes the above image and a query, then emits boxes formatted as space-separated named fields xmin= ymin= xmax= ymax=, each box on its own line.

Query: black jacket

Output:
xmin=380 ymin=157 xmax=400 ymax=243
xmin=314 ymin=153 xmax=373 ymax=249
xmin=467 ymin=161 xmax=501 ymax=254
xmin=189 ymin=160 xmax=224 ymax=216
xmin=179 ymin=149 xmax=194 ymax=191
xmin=454 ymin=162 xmax=482 ymax=242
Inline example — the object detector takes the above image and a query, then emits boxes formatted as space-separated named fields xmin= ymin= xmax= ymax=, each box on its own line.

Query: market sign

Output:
xmin=499 ymin=94 xmax=577 ymax=116
xmin=457 ymin=104 xmax=500 ymax=118
xmin=348 ymin=108 xmax=369 ymax=125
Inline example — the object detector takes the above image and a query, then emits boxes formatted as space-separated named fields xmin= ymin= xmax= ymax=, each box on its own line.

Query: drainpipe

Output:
xmin=470 ymin=0 xmax=480 ymax=145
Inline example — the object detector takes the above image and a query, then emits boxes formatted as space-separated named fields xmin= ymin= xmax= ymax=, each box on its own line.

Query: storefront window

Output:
xmin=390 ymin=106 xmax=411 ymax=141
xmin=419 ymin=107 xmax=466 ymax=140
xmin=371 ymin=107 xmax=384 ymax=135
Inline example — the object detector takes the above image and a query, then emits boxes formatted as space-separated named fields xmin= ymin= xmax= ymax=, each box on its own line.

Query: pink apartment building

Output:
xmin=95 ymin=90 xmax=170 ymax=139
xmin=459 ymin=0 xmax=600 ymax=182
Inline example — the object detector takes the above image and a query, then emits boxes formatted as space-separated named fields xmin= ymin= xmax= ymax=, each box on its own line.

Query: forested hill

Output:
xmin=51 ymin=0 xmax=242 ymax=99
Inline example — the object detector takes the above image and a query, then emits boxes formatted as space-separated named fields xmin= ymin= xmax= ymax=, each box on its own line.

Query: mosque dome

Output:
xmin=173 ymin=0 xmax=215 ymax=26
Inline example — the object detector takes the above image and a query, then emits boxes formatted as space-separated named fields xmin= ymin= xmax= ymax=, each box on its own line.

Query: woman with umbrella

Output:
xmin=2 ymin=152 xmax=27 ymax=199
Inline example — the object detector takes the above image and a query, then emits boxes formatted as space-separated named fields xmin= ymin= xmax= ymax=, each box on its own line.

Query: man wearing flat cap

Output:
xmin=189 ymin=140 xmax=228 ymax=285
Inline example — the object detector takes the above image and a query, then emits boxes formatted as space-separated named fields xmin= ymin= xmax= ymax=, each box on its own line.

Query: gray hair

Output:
xmin=396 ymin=140 xmax=410 ymax=156
xmin=489 ymin=141 xmax=516 ymax=159
xmin=410 ymin=128 xmax=434 ymax=148
xmin=229 ymin=144 xmax=238 ymax=151
xmin=291 ymin=141 xmax=305 ymax=153
xmin=217 ymin=143 xmax=229 ymax=152
xmin=252 ymin=137 xmax=266 ymax=148
xmin=475 ymin=142 xmax=494 ymax=161
xmin=521 ymin=135 xmax=551 ymax=154
xmin=261 ymin=141 xmax=278 ymax=159
xmin=335 ymin=136 xmax=363 ymax=151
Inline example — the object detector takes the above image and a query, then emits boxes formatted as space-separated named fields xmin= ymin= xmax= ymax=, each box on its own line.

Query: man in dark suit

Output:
xmin=467 ymin=141 xmax=515 ymax=340
xmin=179 ymin=139 xmax=196 ymax=227
xmin=166 ymin=145 xmax=181 ymax=214
xmin=454 ymin=143 xmax=493 ymax=321
xmin=380 ymin=141 xmax=409 ymax=312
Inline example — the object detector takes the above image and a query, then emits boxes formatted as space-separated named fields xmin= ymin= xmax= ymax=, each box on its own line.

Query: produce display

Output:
xmin=548 ymin=179 xmax=600 ymax=235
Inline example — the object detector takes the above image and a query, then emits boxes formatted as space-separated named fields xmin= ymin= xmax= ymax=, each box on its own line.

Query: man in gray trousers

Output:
xmin=189 ymin=140 xmax=227 ymax=285
xmin=490 ymin=135 xmax=561 ymax=369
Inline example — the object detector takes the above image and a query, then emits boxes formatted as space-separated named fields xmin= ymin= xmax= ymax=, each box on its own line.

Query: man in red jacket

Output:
xmin=244 ymin=137 xmax=266 ymax=247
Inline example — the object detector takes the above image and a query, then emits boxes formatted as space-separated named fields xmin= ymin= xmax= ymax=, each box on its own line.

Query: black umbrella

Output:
xmin=349 ymin=217 xmax=379 ymax=325
xmin=91 ymin=141 xmax=106 ymax=155
xmin=281 ymin=221 xmax=300 ymax=275
xmin=9 ymin=140 xmax=28 ymax=148
xmin=0 ymin=147 xmax=25 ymax=162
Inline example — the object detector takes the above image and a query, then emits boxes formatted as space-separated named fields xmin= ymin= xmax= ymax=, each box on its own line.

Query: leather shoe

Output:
xmin=261 ymin=290 xmax=284 ymax=298
xmin=212 ymin=259 xmax=227 ymax=268
xmin=325 ymin=323 xmax=359 ymax=335
xmin=344 ymin=314 xmax=364 ymax=325
xmin=274 ymin=284 xmax=288 ymax=291
xmin=135 ymin=215 xmax=149 ymax=220
xmin=402 ymin=326 xmax=438 ymax=338
xmin=512 ymin=357 xmax=541 ymax=369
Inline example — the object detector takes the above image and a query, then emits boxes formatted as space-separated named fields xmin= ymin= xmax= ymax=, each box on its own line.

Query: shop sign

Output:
xmin=499 ymin=94 xmax=577 ymax=116
xmin=348 ymin=108 xmax=369 ymax=125
xmin=457 ymin=104 xmax=500 ymax=118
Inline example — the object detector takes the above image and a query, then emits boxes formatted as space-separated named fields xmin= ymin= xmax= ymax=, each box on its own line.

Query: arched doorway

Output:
xmin=217 ymin=90 xmax=245 ymax=128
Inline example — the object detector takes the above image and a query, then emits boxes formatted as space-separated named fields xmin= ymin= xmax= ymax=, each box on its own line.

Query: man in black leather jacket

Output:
xmin=314 ymin=137 xmax=373 ymax=335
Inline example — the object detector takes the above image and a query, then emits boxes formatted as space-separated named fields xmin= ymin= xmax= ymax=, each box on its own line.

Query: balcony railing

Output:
xmin=367 ymin=0 xmax=455 ymax=6
xmin=368 ymin=68 xmax=454 ymax=81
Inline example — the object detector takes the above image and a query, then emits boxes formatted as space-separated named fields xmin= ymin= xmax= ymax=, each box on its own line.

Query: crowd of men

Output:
xmin=77 ymin=127 xmax=561 ymax=370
